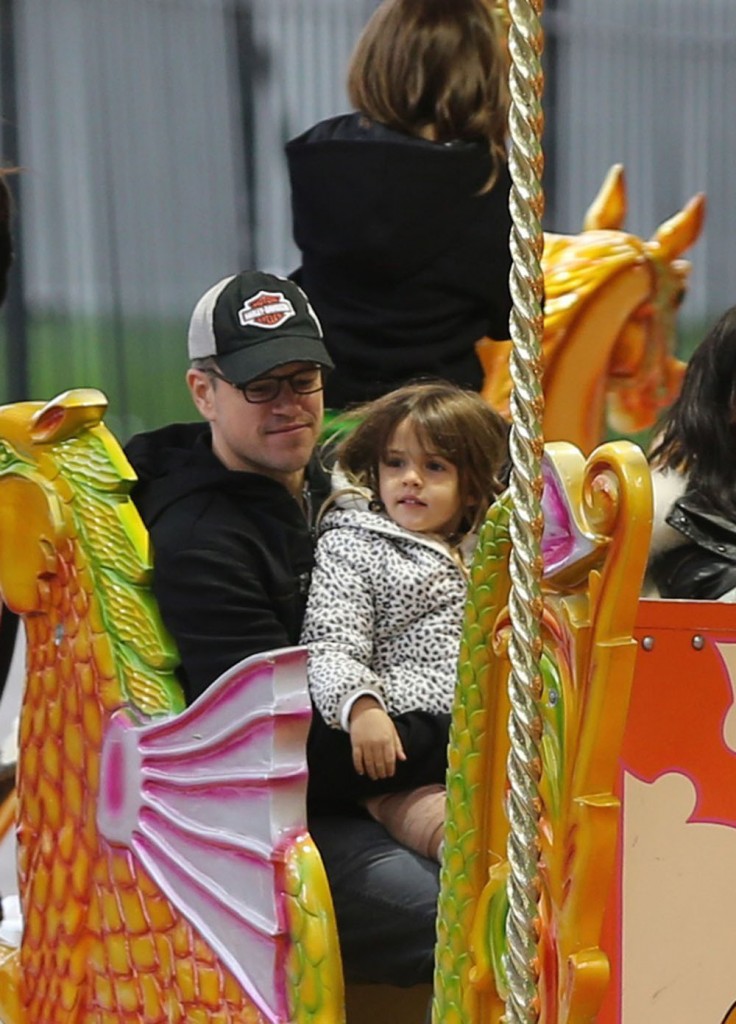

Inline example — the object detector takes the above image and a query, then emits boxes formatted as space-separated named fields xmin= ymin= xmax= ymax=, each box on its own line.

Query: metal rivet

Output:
xmin=692 ymin=635 xmax=705 ymax=650
xmin=641 ymin=636 xmax=655 ymax=651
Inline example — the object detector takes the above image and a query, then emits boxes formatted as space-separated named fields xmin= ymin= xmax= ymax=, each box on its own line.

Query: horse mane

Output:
xmin=43 ymin=418 xmax=185 ymax=717
xmin=542 ymin=229 xmax=649 ymax=354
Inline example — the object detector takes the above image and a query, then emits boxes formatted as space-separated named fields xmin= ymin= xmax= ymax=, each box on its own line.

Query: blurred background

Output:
xmin=0 ymin=0 xmax=734 ymax=442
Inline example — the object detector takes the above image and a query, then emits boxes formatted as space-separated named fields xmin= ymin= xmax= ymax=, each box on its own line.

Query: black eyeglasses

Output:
xmin=206 ymin=365 xmax=324 ymax=404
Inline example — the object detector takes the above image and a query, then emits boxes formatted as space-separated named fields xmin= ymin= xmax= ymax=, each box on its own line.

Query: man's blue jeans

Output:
xmin=309 ymin=814 xmax=439 ymax=987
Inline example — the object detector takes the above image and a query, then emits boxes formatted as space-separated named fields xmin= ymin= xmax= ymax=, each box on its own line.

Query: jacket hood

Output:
xmin=125 ymin=421 xmax=328 ymax=527
xmin=125 ymin=423 xmax=224 ymax=522
xmin=323 ymin=462 xmax=479 ymax=563
xmin=319 ymin=502 xmax=477 ymax=567
xmin=287 ymin=113 xmax=498 ymax=282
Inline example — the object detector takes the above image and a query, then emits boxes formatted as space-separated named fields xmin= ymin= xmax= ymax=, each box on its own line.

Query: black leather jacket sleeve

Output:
xmin=649 ymin=496 xmax=736 ymax=600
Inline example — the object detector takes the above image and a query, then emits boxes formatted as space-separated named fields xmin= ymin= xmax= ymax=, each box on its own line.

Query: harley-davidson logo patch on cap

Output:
xmin=238 ymin=291 xmax=295 ymax=330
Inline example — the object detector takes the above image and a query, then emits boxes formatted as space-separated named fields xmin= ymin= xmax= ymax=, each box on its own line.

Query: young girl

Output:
xmin=302 ymin=381 xmax=509 ymax=860
xmin=286 ymin=0 xmax=512 ymax=409
xmin=645 ymin=306 xmax=736 ymax=601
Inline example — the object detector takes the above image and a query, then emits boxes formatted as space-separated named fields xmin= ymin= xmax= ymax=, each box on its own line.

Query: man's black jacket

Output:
xmin=649 ymin=493 xmax=736 ymax=601
xmin=125 ymin=421 xmax=330 ymax=703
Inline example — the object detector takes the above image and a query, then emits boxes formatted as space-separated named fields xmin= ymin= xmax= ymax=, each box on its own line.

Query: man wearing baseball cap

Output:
xmin=127 ymin=269 xmax=334 ymax=696
xmin=125 ymin=270 xmax=439 ymax=989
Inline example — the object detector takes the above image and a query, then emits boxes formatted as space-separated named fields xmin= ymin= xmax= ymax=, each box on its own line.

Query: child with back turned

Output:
xmin=302 ymin=381 xmax=508 ymax=860
xmin=286 ymin=0 xmax=513 ymax=408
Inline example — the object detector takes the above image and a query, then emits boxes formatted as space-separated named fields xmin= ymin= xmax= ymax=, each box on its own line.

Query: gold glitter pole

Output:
xmin=503 ymin=1 xmax=546 ymax=1021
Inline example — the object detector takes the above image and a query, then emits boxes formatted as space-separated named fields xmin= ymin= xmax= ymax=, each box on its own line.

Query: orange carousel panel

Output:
xmin=599 ymin=599 xmax=736 ymax=1024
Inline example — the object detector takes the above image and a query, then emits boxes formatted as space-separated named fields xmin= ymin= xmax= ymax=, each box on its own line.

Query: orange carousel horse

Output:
xmin=478 ymin=164 xmax=706 ymax=453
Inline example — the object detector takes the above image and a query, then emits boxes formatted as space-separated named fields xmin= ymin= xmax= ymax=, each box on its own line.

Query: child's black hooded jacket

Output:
xmin=286 ymin=112 xmax=513 ymax=407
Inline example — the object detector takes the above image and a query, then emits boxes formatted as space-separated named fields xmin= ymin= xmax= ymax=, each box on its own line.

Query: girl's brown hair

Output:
xmin=335 ymin=380 xmax=509 ymax=534
xmin=347 ymin=0 xmax=508 ymax=187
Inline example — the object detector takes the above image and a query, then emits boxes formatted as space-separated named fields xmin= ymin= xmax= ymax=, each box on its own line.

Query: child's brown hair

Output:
xmin=347 ymin=0 xmax=508 ymax=188
xmin=335 ymin=380 xmax=509 ymax=533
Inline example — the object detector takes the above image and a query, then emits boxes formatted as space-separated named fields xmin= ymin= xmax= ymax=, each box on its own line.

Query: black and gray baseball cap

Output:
xmin=188 ymin=270 xmax=334 ymax=383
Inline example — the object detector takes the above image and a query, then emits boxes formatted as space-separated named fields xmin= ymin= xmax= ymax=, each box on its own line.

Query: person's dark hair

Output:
xmin=649 ymin=305 xmax=736 ymax=519
xmin=190 ymin=356 xmax=218 ymax=371
xmin=347 ymin=0 xmax=508 ymax=188
xmin=334 ymin=380 xmax=509 ymax=534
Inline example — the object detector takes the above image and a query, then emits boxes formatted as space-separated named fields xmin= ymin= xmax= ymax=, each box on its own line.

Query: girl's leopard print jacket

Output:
xmin=301 ymin=499 xmax=475 ymax=730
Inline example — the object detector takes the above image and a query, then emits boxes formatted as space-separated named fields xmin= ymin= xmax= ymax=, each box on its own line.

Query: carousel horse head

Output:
xmin=479 ymin=164 xmax=706 ymax=453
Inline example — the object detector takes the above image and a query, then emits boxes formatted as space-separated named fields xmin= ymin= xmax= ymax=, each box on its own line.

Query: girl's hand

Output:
xmin=349 ymin=696 xmax=407 ymax=780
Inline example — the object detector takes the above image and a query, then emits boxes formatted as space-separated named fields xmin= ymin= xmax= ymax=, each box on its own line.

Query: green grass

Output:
xmin=0 ymin=310 xmax=193 ymax=442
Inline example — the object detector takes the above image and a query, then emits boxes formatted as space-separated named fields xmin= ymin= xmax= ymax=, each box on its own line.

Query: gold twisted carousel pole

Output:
xmin=504 ymin=1 xmax=546 ymax=1022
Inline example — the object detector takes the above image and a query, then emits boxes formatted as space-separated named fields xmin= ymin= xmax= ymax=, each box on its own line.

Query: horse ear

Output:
xmin=583 ymin=164 xmax=626 ymax=231
xmin=649 ymin=193 xmax=706 ymax=260
xmin=30 ymin=388 xmax=109 ymax=443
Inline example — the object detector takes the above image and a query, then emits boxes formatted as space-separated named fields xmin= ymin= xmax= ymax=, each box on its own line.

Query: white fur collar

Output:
xmin=648 ymin=466 xmax=689 ymax=559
